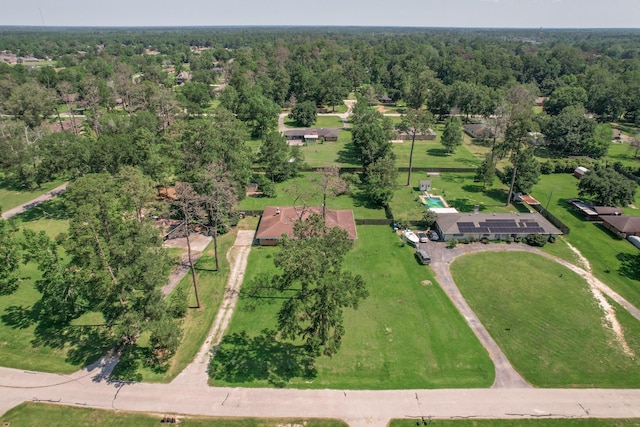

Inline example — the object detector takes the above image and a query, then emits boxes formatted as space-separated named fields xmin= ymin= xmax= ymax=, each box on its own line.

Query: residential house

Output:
xmin=285 ymin=128 xmax=339 ymax=143
xmin=434 ymin=212 xmax=561 ymax=241
xmin=600 ymin=216 xmax=640 ymax=239
xmin=394 ymin=128 xmax=436 ymax=141
xmin=255 ymin=206 xmax=357 ymax=246
xmin=463 ymin=123 xmax=494 ymax=140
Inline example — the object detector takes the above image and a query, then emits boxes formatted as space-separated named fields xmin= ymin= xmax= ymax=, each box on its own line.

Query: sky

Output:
xmin=1 ymin=0 xmax=639 ymax=28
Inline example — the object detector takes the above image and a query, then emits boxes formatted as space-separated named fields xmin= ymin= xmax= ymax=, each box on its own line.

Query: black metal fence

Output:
xmin=530 ymin=203 xmax=571 ymax=235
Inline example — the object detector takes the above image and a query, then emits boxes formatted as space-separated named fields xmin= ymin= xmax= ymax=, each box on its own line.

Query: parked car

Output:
xmin=417 ymin=232 xmax=428 ymax=243
xmin=415 ymin=248 xmax=431 ymax=265
xmin=428 ymin=230 xmax=439 ymax=241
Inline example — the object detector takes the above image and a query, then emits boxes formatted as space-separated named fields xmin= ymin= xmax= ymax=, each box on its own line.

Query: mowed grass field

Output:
xmin=451 ymin=252 xmax=640 ymax=388
xmin=0 ymin=403 xmax=348 ymax=427
xmin=0 ymin=175 xmax=66 ymax=213
xmin=211 ymin=226 xmax=494 ymax=389
xmin=236 ymin=172 xmax=387 ymax=219
xmin=390 ymin=418 xmax=640 ymax=427
xmin=0 ymin=204 xmax=108 ymax=373
xmin=530 ymin=173 xmax=640 ymax=309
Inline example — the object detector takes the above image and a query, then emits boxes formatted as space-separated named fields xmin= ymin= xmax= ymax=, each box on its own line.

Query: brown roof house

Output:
xmin=601 ymin=216 xmax=640 ymax=239
xmin=255 ymin=206 xmax=357 ymax=246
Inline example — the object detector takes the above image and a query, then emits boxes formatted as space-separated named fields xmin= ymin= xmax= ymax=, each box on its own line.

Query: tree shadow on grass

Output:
xmin=16 ymin=198 xmax=69 ymax=222
xmin=617 ymin=252 xmax=640 ymax=281
xmin=427 ymin=148 xmax=449 ymax=157
xmin=336 ymin=140 xmax=361 ymax=166
xmin=1 ymin=301 xmax=111 ymax=368
xmin=208 ymin=329 xmax=316 ymax=388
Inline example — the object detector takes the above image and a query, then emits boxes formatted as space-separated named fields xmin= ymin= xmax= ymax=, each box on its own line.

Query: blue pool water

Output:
xmin=425 ymin=197 xmax=446 ymax=208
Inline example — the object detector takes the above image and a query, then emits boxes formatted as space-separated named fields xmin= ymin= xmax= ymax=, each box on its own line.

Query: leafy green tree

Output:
xmin=540 ymin=106 xmax=598 ymax=157
xmin=0 ymin=215 xmax=21 ymax=295
xmin=579 ymin=168 xmax=638 ymax=207
xmin=500 ymin=148 xmax=541 ymax=195
xmin=319 ymin=67 xmax=349 ymax=112
xmin=397 ymin=109 xmax=433 ymax=186
xmin=271 ymin=214 xmax=368 ymax=356
xmin=365 ymin=155 xmax=398 ymax=207
xmin=60 ymin=174 xmax=174 ymax=348
xmin=441 ymin=116 xmax=463 ymax=154
xmin=173 ymin=181 xmax=204 ymax=309
xmin=583 ymin=123 xmax=612 ymax=159
xmin=422 ymin=209 xmax=438 ymax=229
xmin=180 ymin=82 xmax=212 ymax=113
xmin=4 ymin=81 xmax=57 ymax=128
xmin=195 ymin=161 xmax=238 ymax=272
xmin=475 ymin=154 xmax=496 ymax=189
xmin=288 ymin=100 xmax=317 ymax=127
xmin=351 ymin=97 xmax=393 ymax=168
xmin=543 ymin=86 xmax=588 ymax=115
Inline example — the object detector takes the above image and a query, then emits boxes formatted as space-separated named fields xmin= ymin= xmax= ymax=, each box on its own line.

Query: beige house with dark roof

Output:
xmin=255 ymin=206 xmax=357 ymax=246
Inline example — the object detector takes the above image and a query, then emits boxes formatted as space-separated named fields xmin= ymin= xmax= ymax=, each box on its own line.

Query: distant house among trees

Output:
xmin=255 ymin=206 xmax=357 ymax=246
xmin=285 ymin=128 xmax=339 ymax=143
xmin=463 ymin=123 xmax=494 ymax=140
xmin=394 ymin=128 xmax=436 ymax=141
xmin=574 ymin=166 xmax=589 ymax=179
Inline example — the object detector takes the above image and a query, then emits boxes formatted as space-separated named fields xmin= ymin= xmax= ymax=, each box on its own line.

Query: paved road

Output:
xmin=1 ymin=182 xmax=69 ymax=219
xmin=2 ymin=360 xmax=640 ymax=426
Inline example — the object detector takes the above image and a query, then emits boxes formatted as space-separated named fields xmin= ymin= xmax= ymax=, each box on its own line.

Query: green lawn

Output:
xmin=0 ymin=175 xmax=66 ymax=213
xmin=283 ymin=115 xmax=344 ymax=129
xmin=237 ymin=172 xmax=387 ymax=219
xmin=451 ymin=252 xmax=640 ymax=387
xmin=389 ymin=172 xmax=526 ymax=222
xmin=606 ymin=141 xmax=640 ymax=168
xmin=530 ymin=173 xmax=640 ymax=309
xmin=0 ymin=403 xmax=347 ymax=427
xmin=210 ymin=226 xmax=494 ymax=389
xmin=392 ymin=124 xmax=482 ymax=169
xmin=391 ymin=418 xmax=640 ymax=427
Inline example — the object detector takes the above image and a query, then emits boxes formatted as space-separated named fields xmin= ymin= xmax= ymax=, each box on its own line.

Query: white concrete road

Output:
xmin=2 ymin=360 xmax=640 ymax=426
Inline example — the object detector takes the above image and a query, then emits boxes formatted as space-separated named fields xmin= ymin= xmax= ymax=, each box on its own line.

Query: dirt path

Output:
xmin=171 ymin=230 xmax=254 ymax=386
xmin=162 ymin=234 xmax=213 ymax=296
xmin=1 ymin=182 xmax=68 ymax=219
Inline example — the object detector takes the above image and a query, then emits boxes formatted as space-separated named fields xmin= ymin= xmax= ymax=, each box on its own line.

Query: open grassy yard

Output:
xmin=606 ymin=141 xmax=640 ymax=168
xmin=237 ymin=172 xmax=387 ymax=220
xmin=210 ymin=226 xmax=494 ymax=389
xmin=0 ymin=174 xmax=66 ymax=213
xmin=0 ymin=403 xmax=348 ymax=427
xmin=283 ymin=115 xmax=344 ymax=129
xmin=389 ymin=172 xmax=526 ymax=222
xmin=530 ymin=173 xmax=640 ymax=308
xmin=451 ymin=251 xmax=640 ymax=388
xmin=391 ymin=418 xmax=640 ymax=427
xmin=392 ymin=124 xmax=482 ymax=169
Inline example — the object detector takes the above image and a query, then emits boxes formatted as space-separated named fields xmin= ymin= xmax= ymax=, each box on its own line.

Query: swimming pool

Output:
xmin=425 ymin=196 xmax=446 ymax=208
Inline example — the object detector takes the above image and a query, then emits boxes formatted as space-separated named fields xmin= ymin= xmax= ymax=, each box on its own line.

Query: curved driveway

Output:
xmin=4 ymin=213 xmax=640 ymax=425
